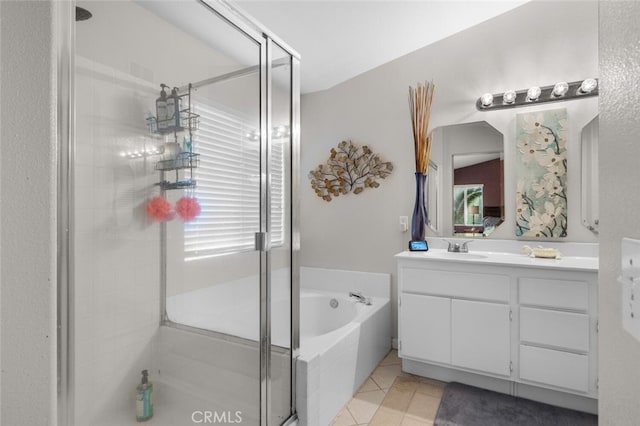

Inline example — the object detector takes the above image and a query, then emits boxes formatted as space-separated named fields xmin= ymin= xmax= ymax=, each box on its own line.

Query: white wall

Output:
xmin=300 ymin=0 xmax=599 ymax=341
xmin=0 ymin=1 xmax=57 ymax=424
xmin=598 ymin=2 xmax=640 ymax=424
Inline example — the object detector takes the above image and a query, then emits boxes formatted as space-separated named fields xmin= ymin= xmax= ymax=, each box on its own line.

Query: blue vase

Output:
xmin=411 ymin=172 xmax=428 ymax=241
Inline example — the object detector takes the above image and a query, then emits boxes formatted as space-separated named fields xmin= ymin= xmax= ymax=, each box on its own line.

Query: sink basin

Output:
xmin=426 ymin=251 xmax=488 ymax=260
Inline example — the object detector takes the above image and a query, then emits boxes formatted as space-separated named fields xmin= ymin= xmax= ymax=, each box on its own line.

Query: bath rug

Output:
xmin=434 ymin=382 xmax=597 ymax=426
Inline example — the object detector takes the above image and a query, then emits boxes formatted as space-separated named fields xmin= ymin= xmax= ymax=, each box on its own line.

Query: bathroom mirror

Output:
xmin=581 ymin=116 xmax=599 ymax=234
xmin=427 ymin=161 xmax=439 ymax=232
xmin=429 ymin=121 xmax=504 ymax=237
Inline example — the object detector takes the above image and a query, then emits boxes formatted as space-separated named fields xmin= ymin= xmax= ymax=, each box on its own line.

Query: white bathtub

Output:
xmin=297 ymin=267 xmax=391 ymax=426
xmin=163 ymin=267 xmax=391 ymax=426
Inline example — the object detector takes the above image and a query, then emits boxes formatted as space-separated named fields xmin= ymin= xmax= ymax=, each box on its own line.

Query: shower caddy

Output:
xmin=147 ymin=83 xmax=200 ymax=190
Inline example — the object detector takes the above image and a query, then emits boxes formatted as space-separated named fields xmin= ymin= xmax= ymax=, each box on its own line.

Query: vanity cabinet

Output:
xmin=399 ymin=266 xmax=511 ymax=376
xmin=396 ymin=251 xmax=598 ymax=412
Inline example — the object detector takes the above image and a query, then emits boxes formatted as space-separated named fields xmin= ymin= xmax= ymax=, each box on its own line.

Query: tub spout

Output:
xmin=349 ymin=291 xmax=372 ymax=305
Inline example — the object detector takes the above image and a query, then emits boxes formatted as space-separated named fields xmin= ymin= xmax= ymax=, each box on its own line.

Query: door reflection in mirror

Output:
xmin=453 ymin=153 xmax=503 ymax=236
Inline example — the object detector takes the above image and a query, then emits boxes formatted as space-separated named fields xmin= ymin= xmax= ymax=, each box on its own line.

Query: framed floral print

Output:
xmin=515 ymin=108 xmax=568 ymax=238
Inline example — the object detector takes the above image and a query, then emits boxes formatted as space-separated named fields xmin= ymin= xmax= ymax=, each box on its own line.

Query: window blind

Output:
xmin=184 ymin=102 xmax=285 ymax=260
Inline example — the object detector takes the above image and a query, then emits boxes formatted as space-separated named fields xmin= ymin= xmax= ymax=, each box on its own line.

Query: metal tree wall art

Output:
xmin=309 ymin=140 xmax=393 ymax=201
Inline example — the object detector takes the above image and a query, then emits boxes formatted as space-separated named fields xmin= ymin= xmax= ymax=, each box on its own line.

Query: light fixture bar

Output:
xmin=476 ymin=79 xmax=598 ymax=111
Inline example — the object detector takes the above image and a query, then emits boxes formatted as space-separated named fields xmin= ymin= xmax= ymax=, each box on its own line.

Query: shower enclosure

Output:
xmin=59 ymin=1 xmax=300 ymax=425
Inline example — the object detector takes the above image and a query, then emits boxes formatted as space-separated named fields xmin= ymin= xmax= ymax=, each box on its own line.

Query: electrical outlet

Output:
xmin=621 ymin=238 xmax=640 ymax=342
xmin=399 ymin=216 xmax=409 ymax=233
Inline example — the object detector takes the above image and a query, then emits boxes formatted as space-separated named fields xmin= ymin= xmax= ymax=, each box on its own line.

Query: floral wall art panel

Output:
xmin=515 ymin=108 xmax=568 ymax=238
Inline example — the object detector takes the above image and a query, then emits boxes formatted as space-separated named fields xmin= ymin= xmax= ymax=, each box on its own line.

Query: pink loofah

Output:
xmin=175 ymin=196 xmax=201 ymax=221
xmin=145 ymin=196 xmax=173 ymax=221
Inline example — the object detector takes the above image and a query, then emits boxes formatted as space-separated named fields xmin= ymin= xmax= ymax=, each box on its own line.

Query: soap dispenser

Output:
xmin=168 ymin=87 xmax=182 ymax=129
xmin=135 ymin=369 xmax=154 ymax=422
xmin=156 ymin=84 xmax=169 ymax=131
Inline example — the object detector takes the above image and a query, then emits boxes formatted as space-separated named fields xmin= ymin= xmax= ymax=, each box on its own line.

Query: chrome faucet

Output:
xmin=446 ymin=240 xmax=472 ymax=253
xmin=349 ymin=291 xmax=372 ymax=305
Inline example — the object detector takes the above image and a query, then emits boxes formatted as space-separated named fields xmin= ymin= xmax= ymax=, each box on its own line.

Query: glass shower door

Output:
xmin=70 ymin=1 xmax=285 ymax=424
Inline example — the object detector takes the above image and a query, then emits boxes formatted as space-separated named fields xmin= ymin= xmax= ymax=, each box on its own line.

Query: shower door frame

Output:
xmin=56 ymin=1 xmax=301 ymax=425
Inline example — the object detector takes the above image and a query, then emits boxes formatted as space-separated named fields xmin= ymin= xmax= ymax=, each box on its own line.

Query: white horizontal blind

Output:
xmin=270 ymin=137 xmax=285 ymax=246
xmin=184 ymin=102 xmax=284 ymax=260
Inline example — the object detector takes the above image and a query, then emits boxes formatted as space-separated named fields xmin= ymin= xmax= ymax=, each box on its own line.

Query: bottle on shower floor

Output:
xmin=135 ymin=369 xmax=154 ymax=422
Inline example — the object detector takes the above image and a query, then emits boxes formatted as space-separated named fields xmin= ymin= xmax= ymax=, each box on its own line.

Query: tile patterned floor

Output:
xmin=331 ymin=350 xmax=446 ymax=426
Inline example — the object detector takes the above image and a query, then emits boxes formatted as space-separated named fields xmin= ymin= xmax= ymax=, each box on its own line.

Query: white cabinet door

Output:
xmin=400 ymin=293 xmax=451 ymax=364
xmin=451 ymin=299 xmax=511 ymax=377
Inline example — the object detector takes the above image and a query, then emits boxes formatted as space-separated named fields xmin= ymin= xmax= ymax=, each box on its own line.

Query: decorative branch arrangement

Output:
xmin=409 ymin=81 xmax=435 ymax=174
xmin=408 ymin=81 xmax=435 ymax=243
xmin=309 ymin=140 xmax=393 ymax=202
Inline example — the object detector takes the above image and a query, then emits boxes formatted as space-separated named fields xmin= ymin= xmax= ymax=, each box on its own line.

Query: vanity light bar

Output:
xmin=476 ymin=78 xmax=598 ymax=111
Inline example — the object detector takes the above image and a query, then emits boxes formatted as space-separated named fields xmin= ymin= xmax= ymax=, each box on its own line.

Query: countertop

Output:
xmin=395 ymin=248 xmax=598 ymax=272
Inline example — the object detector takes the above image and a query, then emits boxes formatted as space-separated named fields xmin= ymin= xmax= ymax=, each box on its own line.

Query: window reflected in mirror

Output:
xmin=454 ymin=184 xmax=483 ymax=229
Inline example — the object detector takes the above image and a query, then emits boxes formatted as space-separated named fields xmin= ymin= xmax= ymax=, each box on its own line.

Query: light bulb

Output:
xmin=527 ymin=86 xmax=541 ymax=101
xmin=503 ymin=90 xmax=517 ymax=104
xmin=579 ymin=78 xmax=598 ymax=94
xmin=552 ymin=82 xmax=569 ymax=97
xmin=480 ymin=93 xmax=494 ymax=107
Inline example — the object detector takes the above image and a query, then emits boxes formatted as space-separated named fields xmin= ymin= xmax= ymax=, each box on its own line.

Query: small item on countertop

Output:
xmin=521 ymin=245 xmax=561 ymax=259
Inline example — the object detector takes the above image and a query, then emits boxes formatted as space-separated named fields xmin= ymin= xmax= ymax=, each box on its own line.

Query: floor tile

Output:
xmin=369 ymin=406 xmax=404 ymax=426
xmin=331 ymin=350 xmax=444 ymax=426
xmin=346 ymin=389 xmax=386 ymax=424
xmin=415 ymin=379 xmax=445 ymax=399
xmin=406 ymin=392 xmax=441 ymax=421
xmin=392 ymin=375 xmax=420 ymax=392
xmin=370 ymin=363 xmax=406 ymax=390
xmin=400 ymin=416 xmax=434 ymax=426
xmin=379 ymin=349 xmax=401 ymax=366
xmin=358 ymin=377 xmax=382 ymax=393
xmin=331 ymin=407 xmax=357 ymax=426
xmin=380 ymin=381 xmax=418 ymax=413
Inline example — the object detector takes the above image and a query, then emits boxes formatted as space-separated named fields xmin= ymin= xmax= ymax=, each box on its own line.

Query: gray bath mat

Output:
xmin=434 ymin=382 xmax=597 ymax=426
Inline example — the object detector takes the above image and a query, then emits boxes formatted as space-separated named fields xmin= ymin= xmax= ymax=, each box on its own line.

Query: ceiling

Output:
xmin=234 ymin=0 xmax=530 ymax=94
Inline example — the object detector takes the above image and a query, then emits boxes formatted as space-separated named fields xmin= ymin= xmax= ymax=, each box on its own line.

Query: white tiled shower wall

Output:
xmin=74 ymin=54 xmax=163 ymax=425
xmin=73 ymin=1 xmax=256 ymax=423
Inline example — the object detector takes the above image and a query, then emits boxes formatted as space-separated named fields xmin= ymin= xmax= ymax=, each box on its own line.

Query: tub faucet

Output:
xmin=349 ymin=291 xmax=372 ymax=305
xmin=446 ymin=240 xmax=472 ymax=253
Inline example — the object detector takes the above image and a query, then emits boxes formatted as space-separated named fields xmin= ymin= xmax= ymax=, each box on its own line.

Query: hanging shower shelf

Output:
xmin=155 ymin=152 xmax=200 ymax=171
xmin=149 ymin=83 xmax=199 ymax=191
xmin=156 ymin=179 xmax=197 ymax=190
xmin=155 ymin=152 xmax=199 ymax=190
xmin=147 ymin=110 xmax=200 ymax=135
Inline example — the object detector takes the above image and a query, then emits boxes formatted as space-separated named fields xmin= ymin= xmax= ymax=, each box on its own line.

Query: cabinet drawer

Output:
xmin=519 ymin=345 xmax=589 ymax=393
xmin=520 ymin=307 xmax=589 ymax=352
xmin=401 ymin=267 xmax=510 ymax=302
xmin=519 ymin=278 xmax=589 ymax=311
